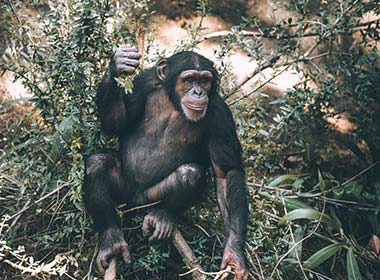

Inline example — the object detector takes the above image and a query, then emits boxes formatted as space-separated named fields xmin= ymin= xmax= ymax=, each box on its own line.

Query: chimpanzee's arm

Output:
xmin=207 ymin=95 xmax=248 ymax=280
xmin=96 ymin=47 xmax=142 ymax=135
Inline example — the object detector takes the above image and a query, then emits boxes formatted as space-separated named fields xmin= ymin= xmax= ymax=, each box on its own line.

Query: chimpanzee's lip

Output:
xmin=184 ymin=102 xmax=206 ymax=111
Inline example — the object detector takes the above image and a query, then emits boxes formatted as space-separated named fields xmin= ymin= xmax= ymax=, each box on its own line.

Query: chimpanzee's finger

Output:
xmin=158 ymin=223 xmax=168 ymax=240
xmin=116 ymin=50 xmax=141 ymax=59
xmin=122 ymin=58 xmax=140 ymax=67
xmin=120 ymin=65 xmax=136 ymax=75
xmin=233 ymin=270 xmax=248 ymax=280
xmin=163 ymin=223 xmax=171 ymax=239
xmin=120 ymin=244 xmax=132 ymax=264
xmin=120 ymin=46 xmax=139 ymax=53
xmin=149 ymin=222 xmax=162 ymax=241
xmin=100 ymin=255 xmax=110 ymax=273
xmin=114 ymin=49 xmax=141 ymax=59
xmin=142 ymin=217 xmax=152 ymax=237
xmin=104 ymin=258 xmax=117 ymax=280
xmin=166 ymin=224 xmax=174 ymax=239
xmin=96 ymin=255 xmax=105 ymax=274
xmin=220 ymin=265 xmax=232 ymax=280
xmin=220 ymin=257 xmax=228 ymax=270
xmin=97 ymin=261 xmax=105 ymax=274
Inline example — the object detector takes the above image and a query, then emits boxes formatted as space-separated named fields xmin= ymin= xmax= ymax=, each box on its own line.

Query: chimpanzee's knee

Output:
xmin=176 ymin=163 xmax=204 ymax=189
xmin=85 ymin=152 xmax=120 ymax=177
xmin=163 ymin=163 xmax=205 ymax=210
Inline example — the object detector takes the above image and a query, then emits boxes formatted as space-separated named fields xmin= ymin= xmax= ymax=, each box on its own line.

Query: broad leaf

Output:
xmin=268 ymin=175 xmax=298 ymax=187
xmin=279 ymin=208 xmax=342 ymax=230
xmin=284 ymin=198 xmax=312 ymax=210
xmin=304 ymin=243 xmax=345 ymax=269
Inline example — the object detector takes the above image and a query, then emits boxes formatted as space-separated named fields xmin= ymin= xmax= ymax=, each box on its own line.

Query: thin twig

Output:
xmin=194 ymin=19 xmax=380 ymax=45
xmin=122 ymin=201 xmax=161 ymax=214
xmin=224 ymin=54 xmax=281 ymax=100
xmin=6 ymin=182 xmax=69 ymax=221
xmin=3 ymin=260 xmax=38 ymax=274
xmin=227 ymin=39 xmax=329 ymax=105
xmin=9 ymin=200 xmax=30 ymax=229
xmin=178 ymin=265 xmax=233 ymax=279
xmin=228 ymin=65 xmax=289 ymax=106
xmin=342 ymin=161 xmax=379 ymax=186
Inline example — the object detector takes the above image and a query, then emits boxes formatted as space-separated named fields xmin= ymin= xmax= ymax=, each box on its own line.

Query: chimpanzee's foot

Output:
xmin=142 ymin=209 xmax=175 ymax=241
xmin=97 ymin=227 xmax=131 ymax=274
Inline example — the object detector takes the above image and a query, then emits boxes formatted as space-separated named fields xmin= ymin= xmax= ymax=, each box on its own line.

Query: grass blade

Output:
xmin=318 ymin=170 xmax=326 ymax=191
xmin=347 ymin=248 xmax=362 ymax=280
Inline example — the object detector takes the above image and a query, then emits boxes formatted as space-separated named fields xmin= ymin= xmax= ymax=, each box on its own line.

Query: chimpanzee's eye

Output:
xmin=200 ymin=78 xmax=210 ymax=84
xmin=185 ymin=77 xmax=195 ymax=83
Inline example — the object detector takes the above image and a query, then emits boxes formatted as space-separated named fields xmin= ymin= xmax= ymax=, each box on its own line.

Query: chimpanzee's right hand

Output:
xmin=110 ymin=47 xmax=141 ymax=78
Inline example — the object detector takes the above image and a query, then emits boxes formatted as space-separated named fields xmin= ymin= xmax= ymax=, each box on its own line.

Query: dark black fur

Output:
xmin=83 ymin=51 xmax=248 ymax=273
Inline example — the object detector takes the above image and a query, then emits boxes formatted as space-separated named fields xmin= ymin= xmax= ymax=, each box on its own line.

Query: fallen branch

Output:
xmin=173 ymin=228 xmax=207 ymax=280
xmin=104 ymin=258 xmax=117 ymax=280
xmin=3 ymin=253 xmax=68 ymax=277
xmin=173 ymin=229 xmax=235 ymax=280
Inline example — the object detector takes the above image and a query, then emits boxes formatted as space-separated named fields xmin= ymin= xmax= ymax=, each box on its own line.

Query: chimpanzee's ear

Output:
xmin=156 ymin=58 xmax=167 ymax=81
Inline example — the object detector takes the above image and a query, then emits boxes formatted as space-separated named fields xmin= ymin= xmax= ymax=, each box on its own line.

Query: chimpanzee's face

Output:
xmin=175 ymin=69 xmax=213 ymax=122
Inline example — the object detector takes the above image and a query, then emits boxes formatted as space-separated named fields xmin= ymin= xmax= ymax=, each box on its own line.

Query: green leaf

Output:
xmin=284 ymin=198 xmax=312 ymax=210
xmin=289 ymin=226 xmax=305 ymax=259
xmin=304 ymin=243 xmax=345 ymax=269
xmin=279 ymin=208 xmax=341 ymax=229
xmin=49 ymin=116 xmax=76 ymax=162
xmin=347 ymin=248 xmax=362 ymax=280
xmin=268 ymin=174 xmax=298 ymax=187
xmin=318 ymin=170 xmax=326 ymax=191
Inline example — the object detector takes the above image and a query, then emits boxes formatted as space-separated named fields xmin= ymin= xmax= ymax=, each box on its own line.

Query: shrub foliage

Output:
xmin=1 ymin=0 xmax=380 ymax=279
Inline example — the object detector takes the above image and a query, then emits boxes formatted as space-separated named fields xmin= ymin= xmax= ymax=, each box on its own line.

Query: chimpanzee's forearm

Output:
xmin=96 ymin=70 xmax=128 ymax=135
xmin=216 ymin=170 xmax=248 ymax=249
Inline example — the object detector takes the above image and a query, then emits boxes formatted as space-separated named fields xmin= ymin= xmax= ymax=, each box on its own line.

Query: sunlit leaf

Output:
xmin=279 ymin=208 xmax=341 ymax=229
xmin=268 ymin=174 xmax=298 ymax=187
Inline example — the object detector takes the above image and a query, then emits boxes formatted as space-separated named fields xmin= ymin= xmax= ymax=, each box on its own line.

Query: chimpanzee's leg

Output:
xmin=83 ymin=152 xmax=131 ymax=273
xmin=133 ymin=163 xmax=205 ymax=241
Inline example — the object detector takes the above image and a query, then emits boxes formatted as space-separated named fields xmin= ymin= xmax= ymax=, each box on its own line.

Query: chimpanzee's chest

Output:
xmin=120 ymin=91 xmax=207 ymax=188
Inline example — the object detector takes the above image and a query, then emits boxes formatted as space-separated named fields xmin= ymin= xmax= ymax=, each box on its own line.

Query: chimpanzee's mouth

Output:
xmin=184 ymin=102 xmax=206 ymax=111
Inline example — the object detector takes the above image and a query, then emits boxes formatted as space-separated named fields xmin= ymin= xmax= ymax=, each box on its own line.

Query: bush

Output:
xmin=1 ymin=0 xmax=380 ymax=279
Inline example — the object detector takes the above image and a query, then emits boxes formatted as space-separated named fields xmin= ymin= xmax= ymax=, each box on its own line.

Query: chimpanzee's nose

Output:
xmin=194 ymin=86 xmax=203 ymax=96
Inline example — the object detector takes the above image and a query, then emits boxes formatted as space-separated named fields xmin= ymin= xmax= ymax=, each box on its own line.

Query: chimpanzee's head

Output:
xmin=156 ymin=51 xmax=219 ymax=122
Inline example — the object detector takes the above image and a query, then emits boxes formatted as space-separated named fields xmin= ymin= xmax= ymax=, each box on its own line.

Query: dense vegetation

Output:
xmin=1 ymin=0 xmax=380 ymax=279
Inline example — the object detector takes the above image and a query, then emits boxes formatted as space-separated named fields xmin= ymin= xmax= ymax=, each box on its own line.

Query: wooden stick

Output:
xmin=219 ymin=265 xmax=232 ymax=280
xmin=172 ymin=228 xmax=207 ymax=280
xmin=104 ymin=258 xmax=117 ymax=280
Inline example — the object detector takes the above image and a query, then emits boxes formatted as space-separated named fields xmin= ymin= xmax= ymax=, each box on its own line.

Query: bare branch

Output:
xmin=172 ymin=229 xmax=207 ymax=280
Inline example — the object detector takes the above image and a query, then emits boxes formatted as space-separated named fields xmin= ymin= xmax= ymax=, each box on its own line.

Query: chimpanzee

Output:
xmin=83 ymin=47 xmax=249 ymax=280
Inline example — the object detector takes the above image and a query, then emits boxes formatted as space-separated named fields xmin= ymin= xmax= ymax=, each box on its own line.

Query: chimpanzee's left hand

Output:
xmin=221 ymin=245 xmax=248 ymax=280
